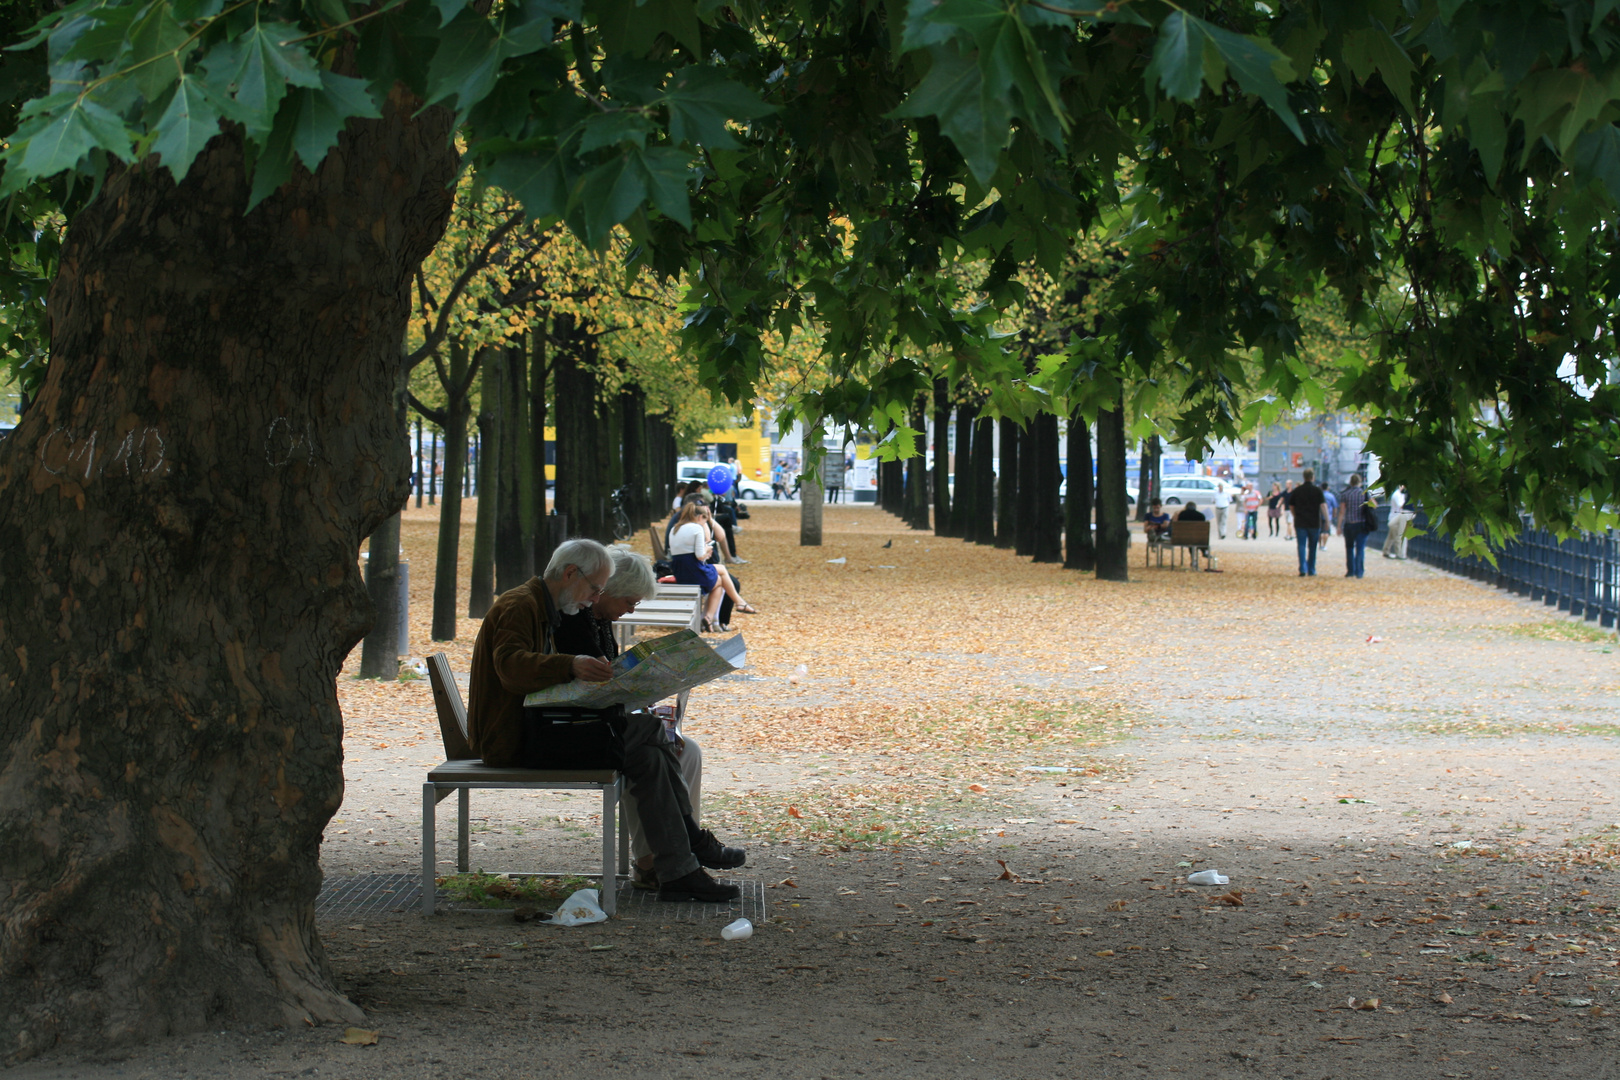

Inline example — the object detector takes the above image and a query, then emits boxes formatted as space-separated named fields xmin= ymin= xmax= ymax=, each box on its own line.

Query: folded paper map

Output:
xmin=523 ymin=630 xmax=746 ymax=712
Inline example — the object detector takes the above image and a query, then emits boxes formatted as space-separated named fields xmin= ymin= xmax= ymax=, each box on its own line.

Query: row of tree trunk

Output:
xmin=363 ymin=320 xmax=680 ymax=669
xmin=879 ymin=388 xmax=1134 ymax=582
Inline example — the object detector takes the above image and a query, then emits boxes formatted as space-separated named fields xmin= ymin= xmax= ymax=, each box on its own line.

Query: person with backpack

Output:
xmin=1335 ymin=473 xmax=1375 ymax=579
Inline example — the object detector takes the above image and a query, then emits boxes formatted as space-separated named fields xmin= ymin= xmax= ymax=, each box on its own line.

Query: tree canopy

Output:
xmin=4 ymin=0 xmax=1620 ymax=546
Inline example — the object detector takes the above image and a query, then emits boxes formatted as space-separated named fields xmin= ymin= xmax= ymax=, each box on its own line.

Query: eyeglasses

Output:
xmin=571 ymin=567 xmax=607 ymax=598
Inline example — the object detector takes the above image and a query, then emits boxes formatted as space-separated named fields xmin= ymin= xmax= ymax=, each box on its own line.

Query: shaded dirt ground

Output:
xmin=13 ymin=504 xmax=1620 ymax=1079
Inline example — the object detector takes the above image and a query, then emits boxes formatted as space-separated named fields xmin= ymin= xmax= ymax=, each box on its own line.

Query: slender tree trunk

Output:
xmin=800 ymin=464 xmax=824 ymax=545
xmin=646 ymin=413 xmax=675 ymax=517
xmin=621 ymin=385 xmax=647 ymax=524
xmin=468 ymin=348 xmax=501 ymax=616
xmin=1095 ymin=394 xmax=1130 ymax=582
xmin=1015 ymin=420 xmax=1037 ymax=556
xmin=0 ymin=99 xmax=456 ymax=1053
xmin=996 ymin=417 xmax=1019 ymax=549
xmin=1137 ymin=433 xmax=1160 ymax=520
xmin=1065 ymin=408 xmax=1096 ymax=571
xmin=950 ymin=402 xmax=973 ymax=540
xmin=494 ymin=344 xmax=529 ymax=594
xmin=931 ymin=378 xmax=952 ymax=536
xmin=1032 ymin=413 xmax=1064 ymax=562
xmin=431 ymin=346 xmax=471 ymax=640
xmin=972 ymin=414 xmax=995 ymax=545
xmin=429 ymin=423 xmax=438 ymax=506
xmin=415 ymin=417 xmax=424 ymax=508
xmin=906 ymin=394 xmax=930 ymax=529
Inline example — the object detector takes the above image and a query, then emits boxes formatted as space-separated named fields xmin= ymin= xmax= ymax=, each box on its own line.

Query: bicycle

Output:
xmin=609 ymin=485 xmax=634 ymax=542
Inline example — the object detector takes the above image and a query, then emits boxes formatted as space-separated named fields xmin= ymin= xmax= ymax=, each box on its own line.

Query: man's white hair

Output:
xmin=543 ymin=537 xmax=612 ymax=582
xmin=603 ymin=548 xmax=658 ymax=601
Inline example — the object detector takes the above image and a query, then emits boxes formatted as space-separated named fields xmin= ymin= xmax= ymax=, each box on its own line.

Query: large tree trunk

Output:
xmin=621 ymin=385 xmax=647 ymax=525
xmin=996 ymin=417 xmax=1019 ymax=549
xmin=528 ymin=326 xmax=549 ymax=568
xmin=1095 ymin=395 xmax=1130 ymax=582
xmin=949 ymin=402 xmax=973 ymax=540
xmin=468 ymin=348 xmax=501 ymax=616
xmin=0 ymin=100 xmax=456 ymax=1055
xmin=972 ymin=414 xmax=995 ymax=545
xmin=553 ymin=321 xmax=605 ymax=540
xmin=646 ymin=413 xmax=675 ymax=518
xmin=1065 ymin=408 xmax=1096 ymax=571
xmin=1032 ymin=413 xmax=1063 ymax=563
xmin=906 ymin=395 xmax=930 ymax=529
xmin=431 ymin=345 xmax=471 ymax=640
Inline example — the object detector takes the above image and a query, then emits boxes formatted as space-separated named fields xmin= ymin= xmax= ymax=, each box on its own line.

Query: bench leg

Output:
xmin=617 ymin=776 xmax=630 ymax=876
xmin=456 ymin=787 xmax=470 ymax=873
xmin=600 ymin=782 xmax=618 ymax=916
xmin=422 ymin=784 xmax=436 ymax=916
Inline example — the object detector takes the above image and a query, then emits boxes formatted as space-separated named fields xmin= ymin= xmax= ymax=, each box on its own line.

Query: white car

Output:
xmin=1156 ymin=476 xmax=1226 ymax=506
xmin=675 ymin=460 xmax=771 ymax=499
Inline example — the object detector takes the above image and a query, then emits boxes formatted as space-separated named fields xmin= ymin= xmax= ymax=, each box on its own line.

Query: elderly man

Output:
xmin=467 ymin=538 xmax=744 ymax=903
xmin=555 ymin=547 xmax=722 ymax=891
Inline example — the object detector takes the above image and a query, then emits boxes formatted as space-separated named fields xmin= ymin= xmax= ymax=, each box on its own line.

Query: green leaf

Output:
xmin=291 ymin=72 xmax=380 ymax=171
xmin=502 ymin=0 xmax=583 ymax=55
xmin=1340 ymin=27 xmax=1416 ymax=118
xmin=900 ymin=0 xmax=956 ymax=52
xmin=200 ymin=21 xmax=321 ymax=138
xmin=150 ymin=76 xmax=223 ymax=180
xmin=578 ymin=110 xmax=654 ymax=152
xmin=127 ymin=2 xmax=192 ymax=102
xmin=1145 ymin=11 xmax=1203 ymax=101
xmin=432 ymin=0 xmax=471 ymax=26
xmin=424 ymin=10 xmax=501 ymax=110
xmin=588 ymin=0 xmax=701 ymax=57
xmin=61 ymin=3 xmax=141 ymax=64
xmin=1513 ymin=67 xmax=1619 ymax=157
xmin=637 ymin=144 xmax=692 ymax=228
xmin=1466 ymin=91 xmax=1506 ymax=183
xmin=891 ymin=46 xmax=1011 ymax=184
xmin=1202 ymin=21 xmax=1303 ymax=142
xmin=1572 ymin=123 xmax=1620 ymax=207
xmin=664 ymin=66 xmax=775 ymax=150
xmin=247 ymin=91 xmax=299 ymax=210
xmin=579 ymin=150 xmax=646 ymax=247
xmin=485 ymin=145 xmax=571 ymax=219
xmin=172 ymin=0 xmax=226 ymax=20
xmin=20 ymin=98 xmax=131 ymax=179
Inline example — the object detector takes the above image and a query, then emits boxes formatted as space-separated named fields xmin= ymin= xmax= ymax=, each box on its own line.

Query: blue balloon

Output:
xmin=707 ymin=465 xmax=732 ymax=495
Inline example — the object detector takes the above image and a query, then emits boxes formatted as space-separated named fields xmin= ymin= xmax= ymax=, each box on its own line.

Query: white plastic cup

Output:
xmin=720 ymin=918 xmax=753 ymax=941
xmin=1187 ymin=870 xmax=1230 ymax=886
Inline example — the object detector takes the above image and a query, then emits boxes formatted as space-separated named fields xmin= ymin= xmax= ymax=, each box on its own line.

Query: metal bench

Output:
xmin=422 ymin=653 xmax=628 ymax=915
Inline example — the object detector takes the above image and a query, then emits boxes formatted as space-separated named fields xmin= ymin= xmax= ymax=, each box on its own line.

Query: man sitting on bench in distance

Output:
xmin=554 ymin=547 xmax=725 ymax=892
xmin=466 ymin=537 xmax=746 ymax=903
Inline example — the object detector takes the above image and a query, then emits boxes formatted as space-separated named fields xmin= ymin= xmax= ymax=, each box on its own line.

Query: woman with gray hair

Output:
xmin=553 ymin=548 xmax=726 ymax=891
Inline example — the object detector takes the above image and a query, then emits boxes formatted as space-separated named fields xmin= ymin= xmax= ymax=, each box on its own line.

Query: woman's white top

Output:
xmin=668 ymin=521 xmax=712 ymax=559
xmin=672 ymin=496 xmax=683 ymax=511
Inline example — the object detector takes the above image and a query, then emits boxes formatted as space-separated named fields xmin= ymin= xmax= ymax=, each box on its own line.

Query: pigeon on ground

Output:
xmin=882 ymin=539 xmax=893 ymax=548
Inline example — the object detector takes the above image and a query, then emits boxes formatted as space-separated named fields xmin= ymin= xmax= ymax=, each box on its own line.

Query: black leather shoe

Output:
xmin=658 ymin=869 xmax=741 ymax=903
xmin=691 ymin=828 xmax=747 ymax=870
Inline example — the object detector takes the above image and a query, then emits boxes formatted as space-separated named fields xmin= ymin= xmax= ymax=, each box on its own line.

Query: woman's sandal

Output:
xmin=701 ymin=616 xmax=718 ymax=633
xmin=733 ymin=602 xmax=760 ymax=615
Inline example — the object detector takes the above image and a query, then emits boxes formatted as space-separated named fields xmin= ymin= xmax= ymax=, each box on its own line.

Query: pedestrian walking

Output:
xmin=1287 ymin=469 xmax=1328 ymax=576
xmin=1213 ymin=479 xmax=1233 ymax=540
xmin=1283 ymin=479 xmax=1296 ymax=539
xmin=1266 ymin=482 xmax=1284 ymax=537
xmin=1241 ymin=483 xmax=1262 ymax=539
xmin=1335 ymin=473 xmax=1372 ymax=578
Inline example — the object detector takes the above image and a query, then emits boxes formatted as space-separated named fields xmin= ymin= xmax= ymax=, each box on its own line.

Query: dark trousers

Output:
xmin=1343 ymin=524 xmax=1368 ymax=577
xmin=1296 ymin=527 xmax=1320 ymax=575
xmin=615 ymin=712 xmax=699 ymax=883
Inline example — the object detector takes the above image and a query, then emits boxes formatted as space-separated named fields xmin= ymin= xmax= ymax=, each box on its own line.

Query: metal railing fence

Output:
xmin=1405 ymin=511 xmax=1620 ymax=628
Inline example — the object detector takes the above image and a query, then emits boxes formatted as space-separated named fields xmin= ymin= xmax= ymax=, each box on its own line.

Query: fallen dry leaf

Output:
xmin=1347 ymin=997 xmax=1380 ymax=1011
xmin=341 ymin=1028 xmax=379 ymax=1046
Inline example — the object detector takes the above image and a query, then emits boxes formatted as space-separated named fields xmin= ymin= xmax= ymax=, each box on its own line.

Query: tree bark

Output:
xmin=1032 ymin=412 xmax=1063 ymax=563
xmin=1065 ymin=408 xmax=1095 ymax=571
xmin=468 ymin=348 xmax=501 ymax=617
xmin=906 ymin=394 xmax=930 ymax=529
xmin=1094 ymin=394 xmax=1130 ymax=582
xmin=800 ymin=477 xmax=824 ymax=544
xmin=931 ymin=378 xmax=952 ymax=536
xmin=1137 ymin=433 xmax=1160 ymax=520
xmin=646 ymin=413 xmax=675 ymax=518
xmin=415 ymin=417 xmax=424 ymax=508
xmin=360 ymin=368 xmax=409 ymax=677
xmin=428 ymin=422 xmax=438 ymax=506
xmin=431 ymin=344 xmax=471 ymax=640
xmin=950 ymin=402 xmax=973 ymax=540
xmin=620 ymin=385 xmax=647 ymax=525
xmin=996 ymin=417 xmax=1019 ymax=549
xmin=1015 ymin=420 xmax=1037 ymax=557
xmin=552 ymin=319 xmax=605 ymax=540
xmin=0 ymin=97 xmax=456 ymax=1054
xmin=494 ymin=343 xmax=530 ymax=594
xmin=528 ymin=325 xmax=549 ymax=566
xmin=972 ymin=414 xmax=995 ymax=545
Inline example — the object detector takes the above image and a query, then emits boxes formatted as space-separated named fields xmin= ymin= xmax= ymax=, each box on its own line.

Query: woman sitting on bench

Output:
xmin=668 ymin=501 xmax=757 ymax=632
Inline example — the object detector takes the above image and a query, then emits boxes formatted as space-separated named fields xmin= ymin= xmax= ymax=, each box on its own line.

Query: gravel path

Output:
xmin=14 ymin=509 xmax=1619 ymax=1079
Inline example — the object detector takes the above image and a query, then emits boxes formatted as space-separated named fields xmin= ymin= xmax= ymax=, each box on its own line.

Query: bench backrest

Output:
xmin=1170 ymin=520 xmax=1210 ymax=546
xmin=647 ymin=525 xmax=667 ymax=562
xmin=427 ymin=652 xmax=474 ymax=760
